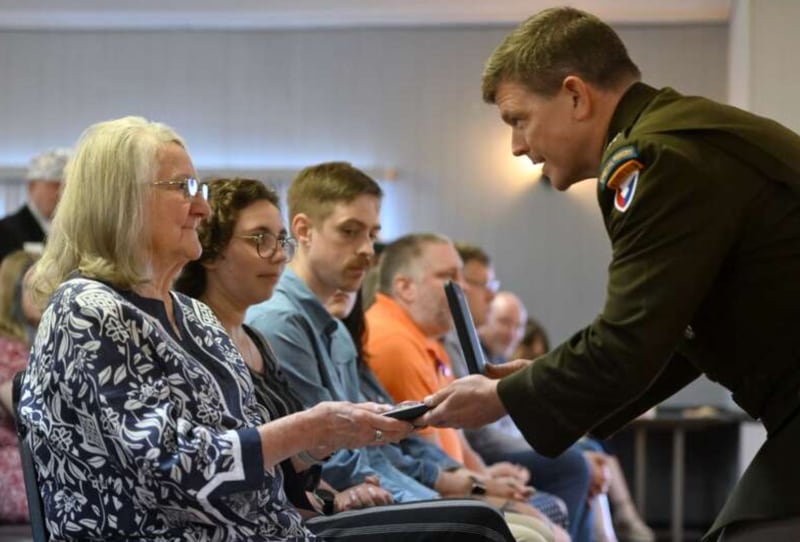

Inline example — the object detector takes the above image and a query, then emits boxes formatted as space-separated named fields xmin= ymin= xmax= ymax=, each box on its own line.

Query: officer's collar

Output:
xmin=606 ymin=82 xmax=659 ymax=147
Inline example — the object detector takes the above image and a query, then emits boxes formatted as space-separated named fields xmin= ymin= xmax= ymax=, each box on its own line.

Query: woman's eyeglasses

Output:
xmin=237 ymin=232 xmax=298 ymax=261
xmin=152 ymin=177 xmax=210 ymax=201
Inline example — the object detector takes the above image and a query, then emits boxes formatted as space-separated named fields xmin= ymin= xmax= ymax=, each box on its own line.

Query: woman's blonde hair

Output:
xmin=31 ymin=116 xmax=185 ymax=302
xmin=0 ymin=250 xmax=39 ymax=342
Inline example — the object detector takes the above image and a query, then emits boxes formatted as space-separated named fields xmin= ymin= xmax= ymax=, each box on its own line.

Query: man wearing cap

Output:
xmin=0 ymin=148 xmax=70 ymax=262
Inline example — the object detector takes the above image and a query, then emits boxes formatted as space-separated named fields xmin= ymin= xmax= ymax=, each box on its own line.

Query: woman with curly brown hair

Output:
xmin=176 ymin=177 xmax=520 ymax=542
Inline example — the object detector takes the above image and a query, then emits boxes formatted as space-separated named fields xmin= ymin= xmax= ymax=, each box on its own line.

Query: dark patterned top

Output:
xmin=17 ymin=277 xmax=315 ymax=541
xmin=244 ymin=325 xmax=320 ymax=511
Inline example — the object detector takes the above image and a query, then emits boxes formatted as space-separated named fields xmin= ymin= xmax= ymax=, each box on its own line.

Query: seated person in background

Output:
xmin=447 ymin=245 xmax=595 ymax=542
xmin=364 ymin=233 xmax=570 ymax=542
xmin=0 ymin=148 xmax=70 ymax=263
xmin=477 ymin=290 xmax=618 ymax=542
xmin=328 ymin=288 xmax=559 ymax=542
xmin=478 ymin=291 xmax=527 ymax=365
xmin=16 ymin=117 xmax=414 ymax=542
xmin=246 ymin=162 xmax=443 ymax=503
xmin=175 ymin=177 xmax=516 ymax=542
xmin=0 ymin=249 xmax=40 ymax=524
xmin=511 ymin=317 xmax=550 ymax=361
xmin=247 ymin=163 xmax=558 ymax=542
xmin=511 ymin=318 xmax=655 ymax=542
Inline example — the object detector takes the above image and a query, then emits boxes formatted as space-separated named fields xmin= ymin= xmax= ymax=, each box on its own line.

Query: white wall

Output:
xmin=731 ymin=0 xmax=800 ymax=133
xmin=0 ymin=24 xmax=729 ymax=347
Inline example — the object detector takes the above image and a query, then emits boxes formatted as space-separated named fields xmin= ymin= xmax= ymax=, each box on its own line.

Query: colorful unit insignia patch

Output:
xmin=599 ymin=145 xmax=641 ymax=190
xmin=606 ymin=159 xmax=644 ymax=191
xmin=614 ymin=169 xmax=640 ymax=213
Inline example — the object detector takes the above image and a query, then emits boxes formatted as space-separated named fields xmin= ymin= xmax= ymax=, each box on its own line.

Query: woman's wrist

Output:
xmin=295 ymin=408 xmax=333 ymax=461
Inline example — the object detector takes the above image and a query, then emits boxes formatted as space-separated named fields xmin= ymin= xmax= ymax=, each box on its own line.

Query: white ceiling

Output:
xmin=0 ymin=0 xmax=732 ymax=30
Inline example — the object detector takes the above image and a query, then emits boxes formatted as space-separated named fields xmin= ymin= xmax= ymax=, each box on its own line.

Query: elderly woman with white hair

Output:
xmin=16 ymin=116 xmax=414 ymax=541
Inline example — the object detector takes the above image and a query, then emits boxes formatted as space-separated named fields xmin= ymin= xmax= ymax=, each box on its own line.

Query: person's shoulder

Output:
xmin=599 ymin=126 xmax=707 ymax=198
xmin=174 ymin=292 xmax=226 ymax=332
xmin=246 ymin=296 xmax=310 ymax=335
xmin=41 ymin=278 xmax=133 ymax=334
xmin=368 ymin=325 xmax=425 ymax=360
xmin=247 ymin=295 xmax=299 ymax=320
xmin=0 ymin=206 xmax=30 ymax=245
xmin=0 ymin=205 xmax=29 ymax=224
xmin=367 ymin=312 xmax=416 ymax=343
xmin=52 ymin=276 xmax=119 ymax=304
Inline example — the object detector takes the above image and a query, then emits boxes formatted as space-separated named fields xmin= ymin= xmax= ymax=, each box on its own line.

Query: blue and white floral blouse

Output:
xmin=17 ymin=277 xmax=315 ymax=541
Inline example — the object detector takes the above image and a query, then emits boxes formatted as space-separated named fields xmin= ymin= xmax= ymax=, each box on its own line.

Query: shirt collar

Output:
xmin=278 ymin=267 xmax=339 ymax=337
xmin=26 ymin=201 xmax=50 ymax=233
xmin=605 ymin=82 xmax=660 ymax=150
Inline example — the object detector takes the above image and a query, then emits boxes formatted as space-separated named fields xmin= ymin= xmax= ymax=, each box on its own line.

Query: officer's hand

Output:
xmin=485 ymin=358 xmax=534 ymax=379
xmin=421 ymin=375 xmax=506 ymax=429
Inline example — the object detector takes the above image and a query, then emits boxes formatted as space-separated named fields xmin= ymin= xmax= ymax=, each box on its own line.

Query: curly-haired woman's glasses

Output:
xmin=238 ymin=232 xmax=297 ymax=261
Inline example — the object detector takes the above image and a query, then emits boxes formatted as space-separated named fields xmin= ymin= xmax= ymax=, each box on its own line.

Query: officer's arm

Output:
xmin=498 ymin=140 xmax=751 ymax=456
xmin=590 ymin=352 xmax=701 ymax=438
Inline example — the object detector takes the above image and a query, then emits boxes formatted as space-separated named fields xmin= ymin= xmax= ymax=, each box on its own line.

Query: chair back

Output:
xmin=12 ymin=371 xmax=49 ymax=542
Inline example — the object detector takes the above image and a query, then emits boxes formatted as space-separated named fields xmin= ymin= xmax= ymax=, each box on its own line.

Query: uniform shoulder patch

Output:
xmin=613 ymin=169 xmax=640 ymax=213
xmin=599 ymin=145 xmax=643 ymax=191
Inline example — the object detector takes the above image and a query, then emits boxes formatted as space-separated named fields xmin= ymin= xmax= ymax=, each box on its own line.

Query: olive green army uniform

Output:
xmin=497 ymin=82 xmax=800 ymax=539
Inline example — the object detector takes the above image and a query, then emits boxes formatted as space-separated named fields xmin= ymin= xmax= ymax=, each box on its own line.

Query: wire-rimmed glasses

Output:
xmin=237 ymin=231 xmax=297 ymax=261
xmin=151 ymin=176 xmax=210 ymax=201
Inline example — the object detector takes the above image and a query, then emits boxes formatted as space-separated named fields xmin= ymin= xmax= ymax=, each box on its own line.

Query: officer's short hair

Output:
xmin=482 ymin=6 xmax=641 ymax=102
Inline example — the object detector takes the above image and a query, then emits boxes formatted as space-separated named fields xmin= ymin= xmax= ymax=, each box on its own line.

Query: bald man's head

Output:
xmin=479 ymin=291 xmax=528 ymax=359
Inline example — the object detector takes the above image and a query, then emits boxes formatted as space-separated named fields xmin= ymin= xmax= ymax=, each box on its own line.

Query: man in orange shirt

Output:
xmin=367 ymin=233 xmax=576 ymax=540
xmin=365 ymin=233 xmax=464 ymax=461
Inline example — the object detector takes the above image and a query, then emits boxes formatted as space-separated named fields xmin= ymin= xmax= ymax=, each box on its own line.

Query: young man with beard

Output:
xmin=247 ymin=163 xmax=559 ymax=542
xmin=245 ymin=162 xmax=436 ymax=502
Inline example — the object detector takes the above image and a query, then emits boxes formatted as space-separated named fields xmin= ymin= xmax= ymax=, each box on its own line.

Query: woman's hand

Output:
xmin=484 ymin=475 xmax=535 ymax=501
xmin=305 ymin=401 xmax=414 ymax=458
xmin=486 ymin=461 xmax=530 ymax=484
xmin=334 ymin=476 xmax=394 ymax=512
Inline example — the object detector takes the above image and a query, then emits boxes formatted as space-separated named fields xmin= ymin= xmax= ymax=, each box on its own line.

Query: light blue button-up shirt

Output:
xmin=246 ymin=268 xmax=439 ymax=501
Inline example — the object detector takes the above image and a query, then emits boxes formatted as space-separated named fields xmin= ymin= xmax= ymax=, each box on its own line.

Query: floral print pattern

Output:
xmin=17 ymin=278 xmax=314 ymax=541
xmin=0 ymin=336 xmax=30 ymax=523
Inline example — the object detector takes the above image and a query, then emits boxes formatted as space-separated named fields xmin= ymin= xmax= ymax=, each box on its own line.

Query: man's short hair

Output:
xmin=288 ymin=162 xmax=382 ymax=222
xmin=378 ymin=233 xmax=450 ymax=296
xmin=482 ymin=6 xmax=641 ymax=102
xmin=454 ymin=242 xmax=491 ymax=267
xmin=26 ymin=148 xmax=71 ymax=181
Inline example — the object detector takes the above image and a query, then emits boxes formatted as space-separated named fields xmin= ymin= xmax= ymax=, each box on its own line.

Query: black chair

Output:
xmin=12 ymin=371 xmax=49 ymax=542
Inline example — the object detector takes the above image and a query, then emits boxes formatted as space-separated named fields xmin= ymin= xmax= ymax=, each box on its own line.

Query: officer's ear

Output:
xmin=562 ymin=76 xmax=592 ymax=121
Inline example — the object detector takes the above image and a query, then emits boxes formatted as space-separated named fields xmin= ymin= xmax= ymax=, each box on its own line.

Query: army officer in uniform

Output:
xmin=422 ymin=7 xmax=800 ymax=541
